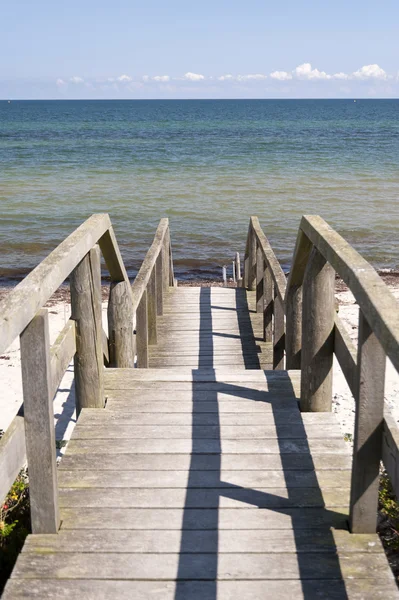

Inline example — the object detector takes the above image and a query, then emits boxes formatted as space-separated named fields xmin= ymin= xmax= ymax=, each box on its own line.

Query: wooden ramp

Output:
xmin=4 ymin=287 xmax=398 ymax=599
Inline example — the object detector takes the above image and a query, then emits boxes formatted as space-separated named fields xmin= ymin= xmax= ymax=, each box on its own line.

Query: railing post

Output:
xmin=236 ymin=252 xmax=242 ymax=287
xmin=156 ymin=253 xmax=163 ymax=316
xmin=273 ymin=291 xmax=285 ymax=370
xmin=70 ymin=245 xmax=104 ymax=414
xmin=350 ymin=311 xmax=386 ymax=533
xmin=136 ymin=289 xmax=149 ymax=367
xmin=108 ymin=281 xmax=135 ymax=368
xmin=263 ymin=267 xmax=273 ymax=343
xmin=300 ymin=246 xmax=335 ymax=411
xmin=286 ymin=283 xmax=303 ymax=369
xmin=20 ymin=309 xmax=60 ymax=534
xmin=168 ymin=235 xmax=175 ymax=287
xmin=256 ymin=247 xmax=264 ymax=313
xmin=248 ymin=229 xmax=257 ymax=291
xmin=148 ymin=268 xmax=157 ymax=344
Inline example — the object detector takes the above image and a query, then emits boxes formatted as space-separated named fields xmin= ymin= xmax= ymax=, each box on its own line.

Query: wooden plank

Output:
xmin=285 ymin=282 xmax=302 ymax=369
xmin=23 ymin=528 xmax=382 ymax=555
xmin=104 ymin=367 xmax=301 ymax=384
xmin=70 ymin=245 xmax=104 ymax=413
xmin=20 ymin=309 xmax=60 ymax=533
xmin=59 ymin=452 xmax=351 ymax=472
xmin=70 ymin=423 xmax=343 ymax=440
xmin=273 ymin=292 xmax=285 ymax=370
xmin=107 ymin=281 xmax=134 ymax=368
xmin=382 ymin=410 xmax=399 ymax=498
xmin=0 ymin=213 xmax=111 ymax=356
xmin=334 ymin=313 xmax=357 ymax=396
xmin=104 ymin=400 xmax=297 ymax=413
xmin=248 ymin=226 xmax=257 ymax=291
xmin=11 ymin=550 xmax=391 ymax=581
xmin=59 ymin=506 xmax=350 ymax=530
xmin=300 ymin=245 xmax=335 ymax=412
xmin=57 ymin=469 xmax=351 ymax=489
xmin=350 ymin=311 xmax=386 ymax=533
xmin=4 ymin=578 xmax=399 ymax=600
xmin=77 ymin=409 xmax=337 ymax=426
xmin=49 ymin=319 xmax=76 ymax=395
xmin=256 ymin=247 xmax=264 ymax=313
xmin=155 ymin=252 xmax=163 ymax=315
xmin=66 ymin=437 xmax=349 ymax=455
xmin=57 ymin=486 xmax=349 ymax=508
xmin=102 ymin=329 xmax=109 ymax=366
xmin=0 ymin=415 xmax=26 ymax=504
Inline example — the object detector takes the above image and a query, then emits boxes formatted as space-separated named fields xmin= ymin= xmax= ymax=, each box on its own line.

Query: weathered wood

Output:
xmin=60 ymin=451 xmax=351 ymax=472
xmin=131 ymin=219 xmax=169 ymax=313
xmin=334 ymin=314 xmax=357 ymax=396
xmin=5 ymin=578 xmax=399 ymax=600
xmin=235 ymin=251 xmax=242 ymax=286
xmin=136 ymin=289 xmax=148 ymax=368
xmin=102 ymin=329 xmax=109 ymax=366
xmin=0 ymin=416 xmax=26 ymax=504
xmin=285 ymin=283 xmax=302 ymax=370
xmin=382 ymin=410 xmax=399 ymax=498
xmin=301 ymin=215 xmax=399 ymax=374
xmin=23 ymin=527 xmax=381 ymax=555
xmin=155 ymin=253 xmax=163 ymax=316
xmin=66 ymin=437 xmax=348 ymax=455
xmin=98 ymin=225 xmax=131 ymax=288
xmin=273 ymin=293 xmax=285 ymax=370
xmin=50 ymin=319 xmax=76 ymax=394
xmin=70 ymin=245 xmax=104 ymax=413
xmin=248 ymin=227 xmax=257 ymax=291
xmin=108 ymin=281 xmax=134 ymax=368
xmin=0 ymin=213 xmax=111 ymax=356
xmin=350 ymin=311 xmax=386 ymax=533
xmin=250 ymin=216 xmax=287 ymax=302
xmin=161 ymin=231 xmax=170 ymax=293
xmin=147 ymin=268 xmax=157 ymax=345
xmin=20 ymin=309 xmax=60 ymax=533
xmin=300 ymin=246 xmax=335 ymax=412
xmin=10 ymin=550 xmax=392 ymax=581
xmin=256 ymin=247 xmax=264 ymax=313
xmin=263 ymin=267 xmax=273 ymax=343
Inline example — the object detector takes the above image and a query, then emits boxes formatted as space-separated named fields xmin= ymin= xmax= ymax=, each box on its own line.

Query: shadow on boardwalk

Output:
xmin=175 ymin=287 xmax=349 ymax=600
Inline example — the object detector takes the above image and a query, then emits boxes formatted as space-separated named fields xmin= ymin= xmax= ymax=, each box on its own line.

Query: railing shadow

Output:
xmin=174 ymin=287 xmax=349 ymax=599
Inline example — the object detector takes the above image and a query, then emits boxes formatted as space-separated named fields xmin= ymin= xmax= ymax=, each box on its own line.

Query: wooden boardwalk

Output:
xmin=4 ymin=286 xmax=398 ymax=599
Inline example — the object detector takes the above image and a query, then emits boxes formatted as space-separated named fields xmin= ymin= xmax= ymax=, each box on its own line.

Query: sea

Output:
xmin=1 ymin=99 xmax=399 ymax=282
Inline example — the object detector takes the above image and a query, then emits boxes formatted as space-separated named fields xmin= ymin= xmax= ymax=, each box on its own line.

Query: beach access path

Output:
xmin=4 ymin=286 xmax=398 ymax=599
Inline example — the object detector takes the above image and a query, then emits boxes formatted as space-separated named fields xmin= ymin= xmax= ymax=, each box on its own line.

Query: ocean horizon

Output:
xmin=1 ymin=98 xmax=399 ymax=282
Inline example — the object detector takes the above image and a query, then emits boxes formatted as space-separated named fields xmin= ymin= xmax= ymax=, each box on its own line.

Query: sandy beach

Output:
xmin=1 ymin=276 xmax=398 ymax=449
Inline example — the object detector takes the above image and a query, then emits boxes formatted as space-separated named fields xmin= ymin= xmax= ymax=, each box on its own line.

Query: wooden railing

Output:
xmin=243 ymin=215 xmax=399 ymax=535
xmin=243 ymin=216 xmax=287 ymax=369
xmin=0 ymin=214 xmax=174 ymax=533
xmin=285 ymin=215 xmax=399 ymax=533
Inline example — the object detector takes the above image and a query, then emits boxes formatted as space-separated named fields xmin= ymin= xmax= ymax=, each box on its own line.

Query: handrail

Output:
xmin=284 ymin=214 xmax=399 ymax=535
xmin=242 ymin=216 xmax=287 ymax=369
xmin=0 ymin=214 xmax=175 ymax=533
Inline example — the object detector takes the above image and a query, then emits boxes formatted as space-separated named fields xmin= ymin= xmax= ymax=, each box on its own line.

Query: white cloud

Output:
xmin=270 ymin=70 xmax=292 ymax=81
xmin=332 ymin=72 xmax=349 ymax=80
xmin=117 ymin=74 xmax=132 ymax=83
xmin=294 ymin=63 xmax=331 ymax=80
xmin=184 ymin=72 xmax=205 ymax=81
xmin=152 ymin=75 xmax=171 ymax=82
xmin=217 ymin=73 xmax=267 ymax=82
xmin=237 ymin=73 xmax=267 ymax=81
xmin=352 ymin=64 xmax=387 ymax=80
xmin=70 ymin=76 xmax=84 ymax=84
xmin=56 ymin=78 xmax=66 ymax=87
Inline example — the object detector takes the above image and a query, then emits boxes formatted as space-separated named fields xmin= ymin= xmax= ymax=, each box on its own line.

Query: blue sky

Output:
xmin=1 ymin=0 xmax=398 ymax=98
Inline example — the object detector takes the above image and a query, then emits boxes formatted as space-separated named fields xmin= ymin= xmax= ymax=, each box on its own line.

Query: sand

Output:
xmin=0 ymin=281 xmax=398 ymax=453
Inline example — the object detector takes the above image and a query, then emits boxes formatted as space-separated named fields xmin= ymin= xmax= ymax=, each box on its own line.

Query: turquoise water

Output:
xmin=1 ymin=99 xmax=399 ymax=280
